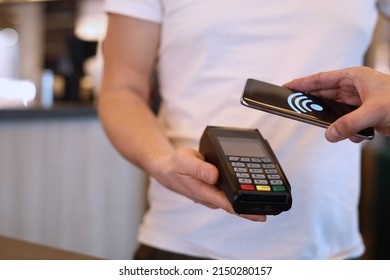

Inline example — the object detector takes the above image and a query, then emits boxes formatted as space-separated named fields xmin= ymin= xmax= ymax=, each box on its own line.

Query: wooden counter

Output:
xmin=0 ymin=235 xmax=101 ymax=260
xmin=0 ymin=103 xmax=97 ymax=121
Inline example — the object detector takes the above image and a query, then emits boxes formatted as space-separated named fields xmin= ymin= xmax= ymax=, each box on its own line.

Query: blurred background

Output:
xmin=0 ymin=0 xmax=389 ymax=259
xmin=0 ymin=0 xmax=148 ymax=260
xmin=0 ymin=0 xmax=105 ymax=106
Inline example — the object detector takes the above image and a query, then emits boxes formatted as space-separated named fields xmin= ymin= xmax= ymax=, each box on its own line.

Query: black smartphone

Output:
xmin=240 ymin=78 xmax=375 ymax=140
xmin=199 ymin=126 xmax=292 ymax=215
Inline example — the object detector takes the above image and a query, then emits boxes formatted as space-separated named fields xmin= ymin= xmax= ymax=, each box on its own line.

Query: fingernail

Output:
xmin=329 ymin=126 xmax=341 ymax=139
xmin=203 ymin=169 xmax=214 ymax=184
xmin=258 ymin=216 xmax=267 ymax=222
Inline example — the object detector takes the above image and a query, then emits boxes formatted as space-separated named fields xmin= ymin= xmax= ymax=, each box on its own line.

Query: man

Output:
xmin=98 ymin=1 xmax=389 ymax=259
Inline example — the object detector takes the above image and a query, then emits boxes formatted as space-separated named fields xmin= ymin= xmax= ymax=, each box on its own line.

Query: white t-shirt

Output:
xmin=104 ymin=0 xmax=382 ymax=259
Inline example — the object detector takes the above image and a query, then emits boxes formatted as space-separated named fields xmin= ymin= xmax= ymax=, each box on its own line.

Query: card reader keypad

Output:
xmin=229 ymin=156 xmax=286 ymax=192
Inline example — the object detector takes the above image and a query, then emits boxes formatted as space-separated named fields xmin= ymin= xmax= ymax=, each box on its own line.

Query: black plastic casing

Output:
xmin=199 ymin=126 xmax=292 ymax=215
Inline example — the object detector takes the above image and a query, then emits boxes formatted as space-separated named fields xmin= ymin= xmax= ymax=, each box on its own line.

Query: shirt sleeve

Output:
xmin=104 ymin=0 xmax=163 ymax=23
xmin=377 ymin=0 xmax=390 ymax=18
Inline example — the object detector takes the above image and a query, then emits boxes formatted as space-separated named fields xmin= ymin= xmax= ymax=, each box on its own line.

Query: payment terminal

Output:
xmin=199 ymin=126 xmax=292 ymax=215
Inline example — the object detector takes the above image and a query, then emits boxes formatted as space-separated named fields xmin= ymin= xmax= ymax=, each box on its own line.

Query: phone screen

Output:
xmin=218 ymin=137 xmax=268 ymax=157
xmin=241 ymin=78 xmax=374 ymax=140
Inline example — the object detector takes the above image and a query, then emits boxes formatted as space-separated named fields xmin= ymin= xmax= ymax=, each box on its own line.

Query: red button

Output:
xmin=240 ymin=184 xmax=255 ymax=190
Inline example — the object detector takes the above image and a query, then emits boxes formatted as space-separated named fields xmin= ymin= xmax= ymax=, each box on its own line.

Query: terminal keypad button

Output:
xmin=228 ymin=156 xmax=286 ymax=193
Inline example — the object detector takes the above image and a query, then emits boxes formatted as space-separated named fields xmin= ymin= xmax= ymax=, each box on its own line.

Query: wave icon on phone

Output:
xmin=287 ymin=92 xmax=324 ymax=114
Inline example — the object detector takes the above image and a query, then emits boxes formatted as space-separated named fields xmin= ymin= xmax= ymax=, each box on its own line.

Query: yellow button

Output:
xmin=256 ymin=185 xmax=271 ymax=191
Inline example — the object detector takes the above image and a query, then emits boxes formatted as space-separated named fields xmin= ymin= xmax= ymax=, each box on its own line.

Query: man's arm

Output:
xmin=98 ymin=14 xmax=266 ymax=221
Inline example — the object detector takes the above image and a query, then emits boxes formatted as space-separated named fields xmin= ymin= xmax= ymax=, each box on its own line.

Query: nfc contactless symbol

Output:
xmin=287 ymin=92 xmax=324 ymax=114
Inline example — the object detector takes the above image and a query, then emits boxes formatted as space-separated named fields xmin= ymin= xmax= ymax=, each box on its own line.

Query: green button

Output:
xmin=272 ymin=185 xmax=286 ymax=192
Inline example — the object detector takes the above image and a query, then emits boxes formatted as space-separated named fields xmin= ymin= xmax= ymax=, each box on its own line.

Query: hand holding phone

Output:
xmin=240 ymin=79 xmax=375 ymax=140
